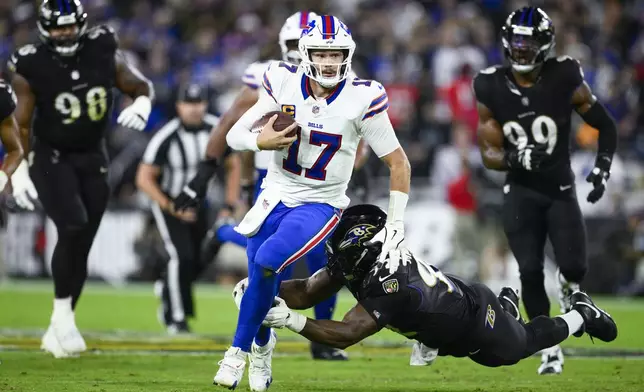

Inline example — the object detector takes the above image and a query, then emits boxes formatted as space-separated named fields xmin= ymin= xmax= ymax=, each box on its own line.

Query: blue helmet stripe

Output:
xmin=527 ymin=7 xmax=534 ymax=25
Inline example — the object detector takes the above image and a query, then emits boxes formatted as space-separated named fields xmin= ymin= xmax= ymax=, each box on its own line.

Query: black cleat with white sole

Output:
xmin=498 ymin=287 xmax=522 ymax=322
xmin=570 ymin=291 xmax=617 ymax=342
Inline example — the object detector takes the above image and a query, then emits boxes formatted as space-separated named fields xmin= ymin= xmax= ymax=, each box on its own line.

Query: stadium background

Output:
xmin=0 ymin=0 xmax=643 ymax=297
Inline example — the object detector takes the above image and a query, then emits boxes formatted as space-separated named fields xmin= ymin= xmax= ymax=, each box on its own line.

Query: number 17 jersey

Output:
xmin=252 ymin=62 xmax=400 ymax=209
xmin=8 ymin=25 xmax=117 ymax=151
xmin=473 ymin=57 xmax=585 ymax=189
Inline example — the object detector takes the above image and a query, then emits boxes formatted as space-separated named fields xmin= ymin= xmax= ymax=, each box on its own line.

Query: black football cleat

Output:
xmin=310 ymin=342 xmax=349 ymax=361
xmin=167 ymin=320 xmax=191 ymax=336
xmin=570 ymin=291 xmax=617 ymax=342
xmin=498 ymin=287 xmax=522 ymax=322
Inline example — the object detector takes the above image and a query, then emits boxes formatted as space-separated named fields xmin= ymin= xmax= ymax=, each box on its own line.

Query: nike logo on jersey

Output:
xmin=378 ymin=273 xmax=395 ymax=282
xmin=559 ymin=185 xmax=572 ymax=191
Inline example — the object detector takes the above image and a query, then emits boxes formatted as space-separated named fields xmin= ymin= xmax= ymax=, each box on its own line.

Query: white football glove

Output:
xmin=366 ymin=221 xmax=405 ymax=265
xmin=117 ymin=96 xmax=151 ymax=131
xmin=263 ymin=297 xmax=307 ymax=332
xmin=232 ymin=277 xmax=248 ymax=310
xmin=11 ymin=160 xmax=38 ymax=210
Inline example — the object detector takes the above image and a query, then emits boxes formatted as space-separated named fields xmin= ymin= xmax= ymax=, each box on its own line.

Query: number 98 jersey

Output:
xmin=473 ymin=57 xmax=584 ymax=188
xmin=7 ymin=25 xmax=117 ymax=150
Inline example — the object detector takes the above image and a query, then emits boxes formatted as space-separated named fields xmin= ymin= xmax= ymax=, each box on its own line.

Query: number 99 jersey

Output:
xmin=473 ymin=57 xmax=584 ymax=188
xmin=7 ymin=25 xmax=117 ymax=150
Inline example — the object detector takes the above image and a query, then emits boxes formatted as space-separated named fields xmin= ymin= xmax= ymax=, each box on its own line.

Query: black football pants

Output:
xmin=30 ymin=142 xmax=110 ymax=310
xmin=151 ymin=204 xmax=208 ymax=324
xmin=502 ymin=182 xmax=587 ymax=319
xmin=467 ymin=284 xmax=569 ymax=367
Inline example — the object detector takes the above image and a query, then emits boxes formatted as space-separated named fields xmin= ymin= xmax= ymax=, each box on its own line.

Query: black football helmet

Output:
xmin=326 ymin=204 xmax=386 ymax=292
xmin=37 ymin=0 xmax=88 ymax=56
xmin=501 ymin=6 xmax=555 ymax=73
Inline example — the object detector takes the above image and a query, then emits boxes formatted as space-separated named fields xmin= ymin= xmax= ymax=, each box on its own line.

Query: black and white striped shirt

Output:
xmin=142 ymin=114 xmax=219 ymax=198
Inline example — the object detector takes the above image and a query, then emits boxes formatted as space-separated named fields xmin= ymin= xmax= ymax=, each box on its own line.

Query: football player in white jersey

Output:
xmin=213 ymin=15 xmax=411 ymax=390
xmin=176 ymin=11 xmax=363 ymax=365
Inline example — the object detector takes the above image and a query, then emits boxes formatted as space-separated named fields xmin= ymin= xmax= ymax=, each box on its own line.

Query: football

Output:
xmin=251 ymin=111 xmax=299 ymax=137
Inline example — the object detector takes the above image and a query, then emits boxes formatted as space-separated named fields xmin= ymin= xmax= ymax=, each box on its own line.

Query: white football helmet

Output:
xmin=279 ymin=11 xmax=318 ymax=64
xmin=298 ymin=15 xmax=356 ymax=88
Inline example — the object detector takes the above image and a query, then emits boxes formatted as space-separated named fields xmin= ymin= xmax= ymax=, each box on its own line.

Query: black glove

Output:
xmin=173 ymin=158 xmax=218 ymax=211
xmin=505 ymin=144 xmax=549 ymax=171
xmin=586 ymin=154 xmax=611 ymax=204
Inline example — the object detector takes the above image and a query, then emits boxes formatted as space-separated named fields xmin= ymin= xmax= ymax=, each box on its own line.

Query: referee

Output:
xmin=136 ymin=84 xmax=240 ymax=333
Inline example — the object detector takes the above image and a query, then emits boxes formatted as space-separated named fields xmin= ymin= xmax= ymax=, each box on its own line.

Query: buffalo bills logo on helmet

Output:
xmin=338 ymin=224 xmax=376 ymax=250
xmin=301 ymin=20 xmax=316 ymax=37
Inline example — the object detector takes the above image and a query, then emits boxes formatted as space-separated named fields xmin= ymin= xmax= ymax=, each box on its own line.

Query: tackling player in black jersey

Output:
xmin=0 ymin=80 xmax=27 ymax=218
xmin=234 ymin=204 xmax=617 ymax=370
xmin=7 ymin=0 xmax=154 ymax=358
xmin=472 ymin=7 xmax=617 ymax=374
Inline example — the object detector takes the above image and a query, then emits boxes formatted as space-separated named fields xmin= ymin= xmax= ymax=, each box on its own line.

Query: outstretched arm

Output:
xmin=298 ymin=304 xmax=380 ymax=349
xmin=266 ymin=301 xmax=381 ymax=350
xmin=278 ymin=267 xmax=344 ymax=310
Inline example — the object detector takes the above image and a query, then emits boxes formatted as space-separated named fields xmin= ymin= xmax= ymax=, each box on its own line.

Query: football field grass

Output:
xmin=1 ymin=281 xmax=643 ymax=391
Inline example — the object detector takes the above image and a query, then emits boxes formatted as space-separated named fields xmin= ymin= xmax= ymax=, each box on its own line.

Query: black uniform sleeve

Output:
xmin=359 ymin=292 xmax=409 ymax=328
xmin=7 ymin=44 xmax=40 ymax=81
xmin=472 ymin=69 xmax=498 ymax=110
xmin=557 ymin=56 xmax=585 ymax=92
xmin=0 ymin=81 xmax=16 ymax=120
xmin=84 ymin=25 xmax=118 ymax=56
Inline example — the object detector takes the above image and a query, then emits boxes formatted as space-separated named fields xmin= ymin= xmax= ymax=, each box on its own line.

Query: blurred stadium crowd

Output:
xmin=1 ymin=0 xmax=644 ymax=294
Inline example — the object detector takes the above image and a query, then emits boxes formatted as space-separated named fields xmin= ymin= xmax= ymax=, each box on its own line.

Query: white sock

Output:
xmin=557 ymin=310 xmax=584 ymax=337
xmin=541 ymin=345 xmax=560 ymax=356
xmin=52 ymin=297 xmax=73 ymax=322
